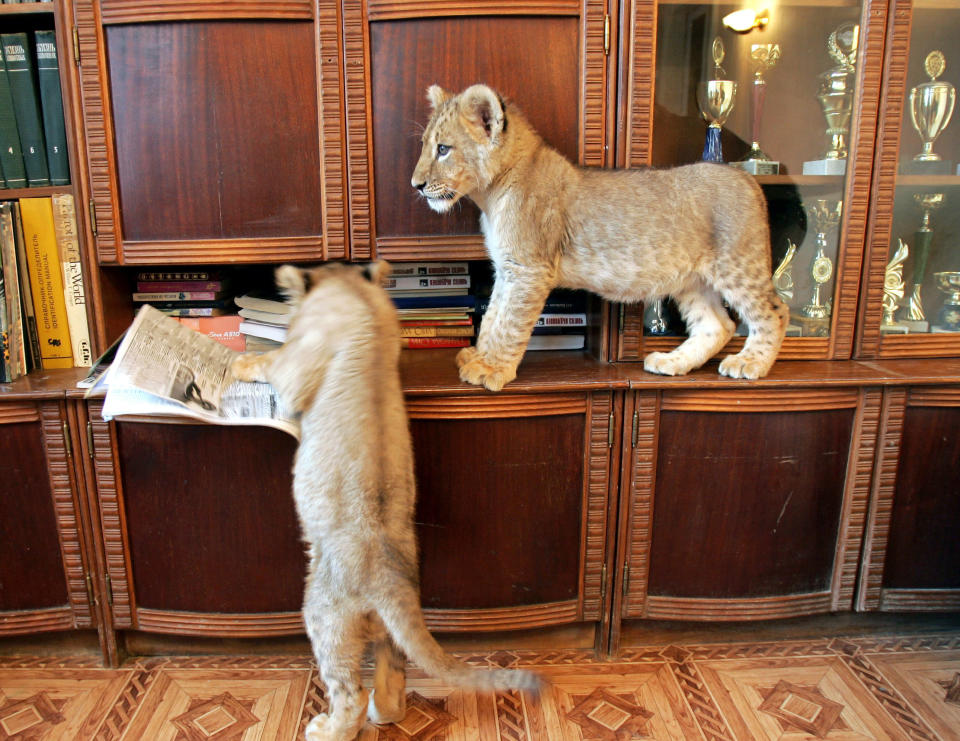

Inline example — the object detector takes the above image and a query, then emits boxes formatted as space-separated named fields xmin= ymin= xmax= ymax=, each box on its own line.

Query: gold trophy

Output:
xmin=803 ymin=23 xmax=859 ymax=175
xmin=905 ymin=51 xmax=956 ymax=173
xmin=734 ymin=43 xmax=781 ymax=174
xmin=801 ymin=199 xmax=842 ymax=329
xmin=934 ymin=272 xmax=960 ymax=331
xmin=903 ymin=192 xmax=944 ymax=330
xmin=773 ymin=239 xmax=797 ymax=302
xmin=697 ymin=37 xmax=737 ymax=163
xmin=880 ymin=239 xmax=909 ymax=333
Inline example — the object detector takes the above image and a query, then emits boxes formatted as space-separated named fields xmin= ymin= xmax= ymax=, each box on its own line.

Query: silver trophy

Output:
xmin=803 ymin=199 xmax=842 ymax=319
xmin=910 ymin=51 xmax=955 ymax=165
xmin=804 ymin=23 xmax=859 ymax=175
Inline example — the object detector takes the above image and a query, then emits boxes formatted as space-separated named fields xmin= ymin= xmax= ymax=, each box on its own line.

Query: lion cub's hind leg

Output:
xmin=367 ymin=624 xmax=407 ymax=726
xmin=643 ymin=288 xmax=736 ymax=377
xmin=717 ymin=286 xmax=789 ymax=380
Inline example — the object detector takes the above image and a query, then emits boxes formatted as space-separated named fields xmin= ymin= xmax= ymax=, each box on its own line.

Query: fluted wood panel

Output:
xmin=581 ymin=391 xmax=613 ymax=619
xmin=366 ymin=0 xmax=580 ymax=20
xmin=98 ymin=0 xmax=314 ymax=22
xmin=619 ymin=0 xmax=657 ymax=168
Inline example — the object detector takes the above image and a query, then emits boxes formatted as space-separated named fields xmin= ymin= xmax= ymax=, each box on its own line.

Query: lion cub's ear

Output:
xmin=275 ymin=264 xmax=309 ymax=304
xmin=427 ymin=85 xmax=450 ymax=110
xmin=459 ymin=84 xmax=505 ymax=142
xmin=363 ymin=260 xmax=392 ymax=285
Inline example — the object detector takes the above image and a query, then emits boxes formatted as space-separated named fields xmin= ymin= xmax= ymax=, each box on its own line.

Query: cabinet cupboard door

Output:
xmin=407 ymin=391 xmax=615 ymax=635
xmin=616 ymin=388 xmax=880 ymax=627
xmin=858 ymin=387 xmax=960 ymax=611
xmin=73 ymin=1 xmax=346 ymax=265
xmin=341 ymin=0 xmax=611 ymax=261
xmin=87 ymin=405 xmax=305 ymax=636
xmin=0 ymin=401 xmax=93 ymax=634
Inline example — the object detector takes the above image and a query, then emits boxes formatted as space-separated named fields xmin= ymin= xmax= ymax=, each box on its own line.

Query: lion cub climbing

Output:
xmin=231 ymin=262 xmax=540 ymax=741
xmin=412 ymin=84 xmax=789 ymax=391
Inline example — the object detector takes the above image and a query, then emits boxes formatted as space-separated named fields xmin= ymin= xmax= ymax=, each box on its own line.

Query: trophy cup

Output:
xmin=934 ymin=271 xmax=960 ymax=331
xmin=880 ymin=239 xmax=909 ymax=333
xmin=903 ymin=192 xmax=944 ymax=330
xmin=904 ymin=51 xmax=956 ymax=174
xmin=733 ymin=43 xmax=781 ymax=174
xmin=803 ymin=23 xmax=859 ymax=175
xmin=801 ymin=199 xmax=842 ymax=329
xmin=697 ymin=37 xmax=737 ymax=163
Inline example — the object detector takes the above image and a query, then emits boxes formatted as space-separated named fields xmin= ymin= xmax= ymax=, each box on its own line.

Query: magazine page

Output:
xmin=92 ymin=305 xmax=299 ymax=438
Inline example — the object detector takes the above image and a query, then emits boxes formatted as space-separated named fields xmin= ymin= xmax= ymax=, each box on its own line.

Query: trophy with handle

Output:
xmin=934 ymin=271 xmax=960 ymax=331
xmin=735 ymin=43 xmax=781 ymax=174
xmin=908 ymin=51 xmax=956 ymax=172
xmin=804 ymin=23 xmax=858 ymax=175
xmin=697 ymin=37 xmax=737 ymax=163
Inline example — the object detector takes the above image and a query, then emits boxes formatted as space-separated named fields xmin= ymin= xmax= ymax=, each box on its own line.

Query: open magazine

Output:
xmin=85 ymin=305 xmax=298 ymax=438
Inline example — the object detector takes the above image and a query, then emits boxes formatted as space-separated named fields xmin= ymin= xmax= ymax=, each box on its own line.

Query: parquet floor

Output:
xmin=1 ymin=633 xmax=959 ymax=740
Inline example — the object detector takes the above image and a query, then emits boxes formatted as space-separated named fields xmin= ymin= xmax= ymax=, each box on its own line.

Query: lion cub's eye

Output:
xmin=436 ymin=144 xmax=451 ymax=158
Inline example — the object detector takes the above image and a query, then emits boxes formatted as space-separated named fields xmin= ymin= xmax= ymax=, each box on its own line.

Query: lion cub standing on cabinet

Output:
xmin=231 ymin=262 xmax=540 ymax=741
xmin=411 ymin=84 xmax=789 ymax=391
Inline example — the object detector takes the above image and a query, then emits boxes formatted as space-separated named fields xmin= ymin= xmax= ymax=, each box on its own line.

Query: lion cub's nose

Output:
xmin=413 ymin=180 xmax=426 ymax=192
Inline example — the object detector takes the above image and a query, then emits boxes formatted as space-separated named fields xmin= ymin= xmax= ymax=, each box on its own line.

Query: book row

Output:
xmin=0 ymin=29 xmax=70 ymax=189
xmin=0 ymin=194 xmax=91 ymax=381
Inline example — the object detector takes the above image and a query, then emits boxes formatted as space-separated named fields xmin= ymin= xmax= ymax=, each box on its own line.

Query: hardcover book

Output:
xmin=0 ymin=46 xmax=25 ymax=188
xmin=2 ymin=33 xmax=50 ymax=187
xmin=51 ymin=194 xmax=92 ymax=366
xmin=34 ymin=30 xmax=70 ymax=186
xmin=0 ymin=202 xmax=26 ymax=377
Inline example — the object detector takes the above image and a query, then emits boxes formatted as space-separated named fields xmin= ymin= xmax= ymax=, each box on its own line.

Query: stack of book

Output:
xmin=0 ymin=29 xmax=70 ymax=190
xmin=477 ymin=289 xmax=588 ymax=351
xmin=1 ymin=194 xmax=91 ymax=381
xmin=234 ymin=290 xmax=290 ymax=353
xmin=387 ymin=262 xmax=475 ymax=349
xmin=132 ymin=270 xmax=234 ymax=317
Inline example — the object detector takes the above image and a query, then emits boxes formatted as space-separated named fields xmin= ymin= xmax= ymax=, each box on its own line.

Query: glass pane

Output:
xmin=882 ymin=3 xmax=960 ymax=336
xmin=652 ymin=1 xmax=864 ymax=339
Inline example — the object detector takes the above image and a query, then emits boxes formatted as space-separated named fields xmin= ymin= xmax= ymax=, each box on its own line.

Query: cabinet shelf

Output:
xmin=0 ymin=3 xmax=55 ymax=17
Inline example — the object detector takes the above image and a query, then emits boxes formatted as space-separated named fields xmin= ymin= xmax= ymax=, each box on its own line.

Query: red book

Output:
xmin=177 ymin=314 xmax=245 ymax=352
xmin=400 ymin=337 xmax=471 ymax=349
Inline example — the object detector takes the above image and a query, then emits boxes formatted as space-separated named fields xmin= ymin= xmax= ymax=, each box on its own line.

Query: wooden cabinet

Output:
xmin=858 ymin=385 xmax=960 ymax=612
xmin=612 ymin=382 xmax=883 ymax=648
xmin=0 ymin=395 xmax=95 ymax=636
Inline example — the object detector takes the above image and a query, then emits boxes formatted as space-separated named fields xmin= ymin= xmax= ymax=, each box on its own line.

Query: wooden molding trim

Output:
xmin=376 ymin=235 xmax=487 ymax=262
xmin=136 ymin=608 xmax=304 ymax=636
xmin=580 ymin=391 xmax=613 ymax=620
xmin=621 ymin=0 xmax=656 ymax=167
xmin=660 ymin=388 xmax=859 ymax=413
xmin=644 ymin=592 xmax=833 ymax=621
xmin=0 ymin=607 xmax=74 ymax=636
xmin=908 ymin=386 xmax=960 ymax=407
xmin=317 ymin=0 xmax=348 ymax=260
xmin=40 ymin=402 xmax=93 ymax=629
xmin=423 ymin=600 xmax=579 ymax=631
xmin=879 ymin=334 xmax=960 ymax=359
xmin=99 ymin=0 xmax=314 ymax=23
xmin=87 ymin=402 xmax=136 ymax=628
xmin=119 ymin=237 xmax=326 ymax=265
xmin=367 ymin=0 xmax=580 ymax=21
xmin=406 ymin=393 xmax=587 ymax=419
xmin=879 ymin=589 xmax=960 ymax=612
xmin=638 ymin=335 xmax=832 ymax=362
xmin=621 ymin=391 xmax=659 ymax=618
xmin=831 ymin=389 xmax=882 ymax=611
xmin=856 ymin=387 xmax=907 ymax=611
xmin=0 ymin=403 xmax=39 ymax=424
xmin=579 ymin=0 xmax=608 ymax=169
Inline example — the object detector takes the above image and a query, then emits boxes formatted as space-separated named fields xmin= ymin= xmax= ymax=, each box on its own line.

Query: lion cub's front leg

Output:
xmin=230 ymin=350 xmax=280 ymax=384
xmin=458 ymin=270 xmax=553 ymax=392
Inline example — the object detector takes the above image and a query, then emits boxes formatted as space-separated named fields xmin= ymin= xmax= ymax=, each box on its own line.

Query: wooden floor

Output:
xmin=1 ymin=632 xmax=959 ymax=740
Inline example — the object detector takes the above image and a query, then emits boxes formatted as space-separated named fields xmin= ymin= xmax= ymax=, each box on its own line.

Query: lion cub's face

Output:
xmin=411 ymin=84 xmax=506 ymax=213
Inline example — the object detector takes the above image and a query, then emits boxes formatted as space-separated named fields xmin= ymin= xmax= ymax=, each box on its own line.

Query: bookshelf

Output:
xmin=1 ymin=0 xmax=959 ymax=665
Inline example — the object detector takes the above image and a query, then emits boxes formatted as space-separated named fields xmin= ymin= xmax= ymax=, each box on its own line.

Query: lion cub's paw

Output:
xmin=643 ymin=351 xmax=695 ymax=377
xmin=368 ymin=690 xmax=406 ymax=726
xmin=230 ymin=353 xmax=268 ymax=383
xmin=304 ymin=713 xmax=333 ymax=741
xmin=455 ymin=345 xmax=479 ymax=369
xmin=718 ymin=352 xmax=772 ymax=380
xmin=458 ymin=353 xmax=516 ymax=392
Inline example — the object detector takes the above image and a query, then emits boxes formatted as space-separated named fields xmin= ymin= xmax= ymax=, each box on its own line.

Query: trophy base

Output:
xmin=794 ymin=315 xmax=830 ymax=337
xmin=802 ymin=158 xmax=847 ymax=175
xmin=899 ymin=319 xmax=930 ymax=333
xmin=730 ymin=159 xmax=780 ymax=175
xmin=899 ymin=158 xmax=954 ymax=175
xmin=880 ymin=322 xmax=911 ymax=334
xmin=937 ymin=303 xmax=960 ymax=332
xmin=785 ymin=323 xmax=803 ymax=337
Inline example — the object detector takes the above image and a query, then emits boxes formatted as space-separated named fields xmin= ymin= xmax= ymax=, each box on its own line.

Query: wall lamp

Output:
xmin=722 ymin=8 xmax=769 ymax=33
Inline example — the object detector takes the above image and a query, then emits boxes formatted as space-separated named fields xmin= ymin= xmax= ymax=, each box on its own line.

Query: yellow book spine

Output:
xmin=52 ymin=194 xmax=93 ymax=367
xmin=19 ymin=197 xmax=73 ymax=369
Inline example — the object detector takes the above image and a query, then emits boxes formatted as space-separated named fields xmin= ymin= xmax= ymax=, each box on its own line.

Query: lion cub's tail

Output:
xmin=376 ymin=577 xmax=542 ymax=693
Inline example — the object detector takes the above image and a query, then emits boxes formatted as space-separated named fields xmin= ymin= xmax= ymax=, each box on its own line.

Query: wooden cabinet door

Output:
xmin=406 ymin=391 xmax=616 ymax=642
xmin=87 ymin=403 xmax=305 ymax=636
xmin=0 ymin=400 xmax=94 ymax=634
xmin=341 ymin=0 xmax=612 ymax=261
xmin=858 ymin=387 xmax=960 ymax=612
xmin=614 ymin=387 xmax=881 ymax=638
xmin=73 ymin=1 xmax=346 ymax=265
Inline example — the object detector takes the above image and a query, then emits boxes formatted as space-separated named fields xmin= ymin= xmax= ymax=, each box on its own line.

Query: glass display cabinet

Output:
xmin=859 ymin=0 xmax=960 ymax=358
xmin=615 ymin=0 xmax=887 ymax=362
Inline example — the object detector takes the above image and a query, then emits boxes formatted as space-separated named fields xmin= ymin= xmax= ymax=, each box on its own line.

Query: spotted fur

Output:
xmin=231 ymin=262 xmax=541 ymax=741
xmin=412 ymin=84 xmax=789 ymax=391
